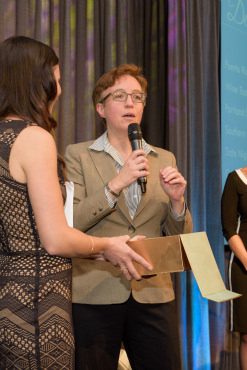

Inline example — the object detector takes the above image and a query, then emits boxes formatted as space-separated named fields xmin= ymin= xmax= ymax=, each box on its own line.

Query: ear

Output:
xmin=96 ymin=103 xmax=106 ymax=119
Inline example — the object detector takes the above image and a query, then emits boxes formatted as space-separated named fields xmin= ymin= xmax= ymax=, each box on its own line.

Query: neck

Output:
xmin=107 ymin=130 xmax=132 ymax=161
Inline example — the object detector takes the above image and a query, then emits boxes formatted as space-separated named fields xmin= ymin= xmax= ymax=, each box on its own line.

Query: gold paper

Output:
xmin=128 ymin=235 xmax=190 ymax=276
xmin=128 ymin=232 xmax=241 ymax=303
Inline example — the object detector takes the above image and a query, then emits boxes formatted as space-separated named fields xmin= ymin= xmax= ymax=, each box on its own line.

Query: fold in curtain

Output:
xmin=74 ymin=0 xmax=168 ymax=151
xmin=0 ymin=0 xmax=235 ymax=368
xmin=168 ymin=1 xmax=227 ymax=369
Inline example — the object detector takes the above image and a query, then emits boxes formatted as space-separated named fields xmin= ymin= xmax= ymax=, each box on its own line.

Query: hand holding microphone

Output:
xmin=107 ymin=124 xmax=149 ymax=195
xmin=128 ymin=123 xmax=147 ymax=193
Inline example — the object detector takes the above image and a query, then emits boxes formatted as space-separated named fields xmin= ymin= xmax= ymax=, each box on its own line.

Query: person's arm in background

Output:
xmin=221 ymin=173 xmax=247 ymax=270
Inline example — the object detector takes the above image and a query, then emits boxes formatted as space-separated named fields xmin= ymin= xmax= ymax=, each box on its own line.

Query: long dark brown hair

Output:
xmin=0 ymin=36 xmax=58 ymax=132
xmin=0 ymin=36 xmax=68 ymax=180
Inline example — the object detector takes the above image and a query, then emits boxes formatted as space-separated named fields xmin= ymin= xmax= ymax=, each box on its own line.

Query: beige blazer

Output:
xmin=65 ymin=141 xmax=193 ymax=304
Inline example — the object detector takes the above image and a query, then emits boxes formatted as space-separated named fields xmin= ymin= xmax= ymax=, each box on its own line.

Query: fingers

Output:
xmin=129 ymin=235 xmax=146 ymax=242
xmin=117 ymin=153 xmax=149 ymax=189
xmin=120 ymin=261 xmax=143 ymax=281
xmin=120 ymin=253 xmax=153 ymax=281
xmin=134 ymin=154 xmax=149 ymax=172
xmin=122 ymin=264 xmax=142 ymax=281
xmin=120 ymin=265 xmax=134 ymax=281
xmin=130 ymin=149 xmax=146 ymax=158
xmin=160 ymin=167 xmax=186 ymax=186
xmin=104 ymin=235 xmax=152 ymax=281
xmin=127 ymin=151 xmax=149 ymax=172
xmin=130 ymin=250 xmax=153 ymax=271
xmin=120 ymin=241 xmax=153 ymax=281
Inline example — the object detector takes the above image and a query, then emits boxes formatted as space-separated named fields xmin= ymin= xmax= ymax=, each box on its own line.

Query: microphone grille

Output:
xmin=128 ymin=123 xmax=142 ymax=140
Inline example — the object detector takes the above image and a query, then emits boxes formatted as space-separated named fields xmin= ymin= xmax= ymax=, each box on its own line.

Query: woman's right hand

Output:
xmin=108 ymin=150 xmax=149 ymax=195
xmin=102 ymin=235 xmax=153 ymax=281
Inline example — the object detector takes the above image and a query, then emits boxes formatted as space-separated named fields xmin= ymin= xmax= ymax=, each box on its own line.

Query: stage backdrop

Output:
xmin=0 ymin=1 xmax=229 ymax=369
xmin=221 ymin=0 xmax=247 ymax=188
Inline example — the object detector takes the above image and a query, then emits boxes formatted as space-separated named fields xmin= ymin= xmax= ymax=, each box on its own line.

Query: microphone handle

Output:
xmin=139 ymin=181 xmax=146 ymax=194
xmin=130 ymin=139 xmax=142 ymax=151
xmin=130 ymin=139 xmax=147 ymax=194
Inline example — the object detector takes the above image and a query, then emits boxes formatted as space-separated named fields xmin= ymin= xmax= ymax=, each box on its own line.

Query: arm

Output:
xmin=228 ymin=235 xmax=247 ymax=270
xmin=65 ymin=144 xmax=149 ymax=231
xmin=65 ymin=143 xmax=115 ymax=231
xmin=10 ymin=126 xmax=152 ymax=280
xmin=159 ymin=153 xmax=193 ymax=235
xmin=221 ymin=173 xmax=247 ymax=269
xmin=159 ymin=166 xmax=186 ymax=214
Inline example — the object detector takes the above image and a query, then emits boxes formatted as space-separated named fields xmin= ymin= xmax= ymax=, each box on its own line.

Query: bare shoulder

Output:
xmin=241 ymin=166 xmax=247 ymax=173
xmin=17 ymin=125 xmax=54 ymax=143
xmin=14 ymin=125 xmax=56 ymax=155
xmin=10 ymin=125 xmax=56 ymax=183
xmin=12 ymin=125 xmax=56 ymax=166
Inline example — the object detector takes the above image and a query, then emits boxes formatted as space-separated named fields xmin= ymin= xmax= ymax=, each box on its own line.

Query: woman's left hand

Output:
xmin=159 ymin=166 xmax=186 ymax=201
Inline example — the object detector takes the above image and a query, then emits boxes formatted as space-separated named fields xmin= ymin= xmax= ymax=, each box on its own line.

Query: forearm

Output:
xmin=228 ymin=234 xmax=247 ymax=270
xmin=44 ymin=225 xmax=108 ymax=257
xmin=65 ymin=146 xmax=117 ymax=232
xmin=73 ymin=186 xmax=114 ymax=232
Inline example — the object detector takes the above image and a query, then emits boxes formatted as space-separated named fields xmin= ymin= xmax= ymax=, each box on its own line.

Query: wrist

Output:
xmin=106 ymin=182 xmax=122 ymax=197
xmin=170 ymin=198 xmax=185 ymax=215
xmin=94 ymin=236 xmax=107 ymax=255
xmin=101 ymin=236 xmax=114 ymax=256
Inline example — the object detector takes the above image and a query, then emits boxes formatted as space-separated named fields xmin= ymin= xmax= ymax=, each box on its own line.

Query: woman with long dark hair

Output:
xmin=0 ymin=36 xmax=151 ymax=369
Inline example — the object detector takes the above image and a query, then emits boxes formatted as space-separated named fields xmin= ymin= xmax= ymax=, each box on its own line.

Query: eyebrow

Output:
xmin=113 ymin=89 xmax=143 ymax=93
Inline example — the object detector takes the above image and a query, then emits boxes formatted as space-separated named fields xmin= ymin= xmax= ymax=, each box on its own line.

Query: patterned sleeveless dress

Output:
xmin=0 ymin=120 xmax=74 ymax=369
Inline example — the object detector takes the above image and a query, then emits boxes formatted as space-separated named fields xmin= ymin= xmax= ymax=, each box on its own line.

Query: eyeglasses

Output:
xmin=100 ymin=90 xmax=146 ymax=104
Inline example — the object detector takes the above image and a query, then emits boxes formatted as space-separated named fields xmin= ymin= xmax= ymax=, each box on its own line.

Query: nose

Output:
xmin=125 ymin=94 xmax=134 ymax=105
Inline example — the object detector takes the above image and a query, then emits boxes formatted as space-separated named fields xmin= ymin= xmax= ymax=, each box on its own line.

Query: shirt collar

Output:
xmin=89 ymin=131 xmax=157 ymax=160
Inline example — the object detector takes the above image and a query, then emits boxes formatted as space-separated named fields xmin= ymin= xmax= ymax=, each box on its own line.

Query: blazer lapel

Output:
xmin=134 ymin=152 xmax=159 ymax=219
xmin=88 ymin=149 xmax=133 ymax=224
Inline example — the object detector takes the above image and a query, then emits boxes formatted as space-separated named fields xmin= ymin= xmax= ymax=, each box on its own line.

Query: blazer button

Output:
xmin=93 ymin=211 xmax=97 ymax=216
xmin=128 ymin=225 xmax=136 ymax=234
xmin=98 ymin=207 xmax=103 ymax=212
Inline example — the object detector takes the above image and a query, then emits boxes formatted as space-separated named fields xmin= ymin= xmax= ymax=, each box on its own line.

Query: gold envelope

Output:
xmin=128 ymin=235 xmax=190 ymax=275
xmin=128 ymin=231 xmax=241 ymax=303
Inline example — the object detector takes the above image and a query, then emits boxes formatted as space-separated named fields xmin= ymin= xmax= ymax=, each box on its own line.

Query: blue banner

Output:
xmin=221 ymin=0 xmax=247 ymax=187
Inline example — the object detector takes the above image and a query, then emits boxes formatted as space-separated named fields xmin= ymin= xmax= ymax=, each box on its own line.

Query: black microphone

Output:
xmin=128 ymin=123 xmax=147 ymax=194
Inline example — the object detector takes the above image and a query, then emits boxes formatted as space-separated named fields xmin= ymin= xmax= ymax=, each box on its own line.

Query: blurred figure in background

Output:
xmin=222 ymin=167 xmax=247 ymax=370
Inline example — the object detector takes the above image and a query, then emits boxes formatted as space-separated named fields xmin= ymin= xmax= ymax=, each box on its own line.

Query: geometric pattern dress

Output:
xmin=0 ymin=120 xmax=74 ymax=369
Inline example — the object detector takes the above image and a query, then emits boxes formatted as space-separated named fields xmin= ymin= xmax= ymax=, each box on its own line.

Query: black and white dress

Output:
xmin=221 ymin=169 xmax=247 ymax=332
xmin=0 ymin=120 xmax=74 ymax=369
